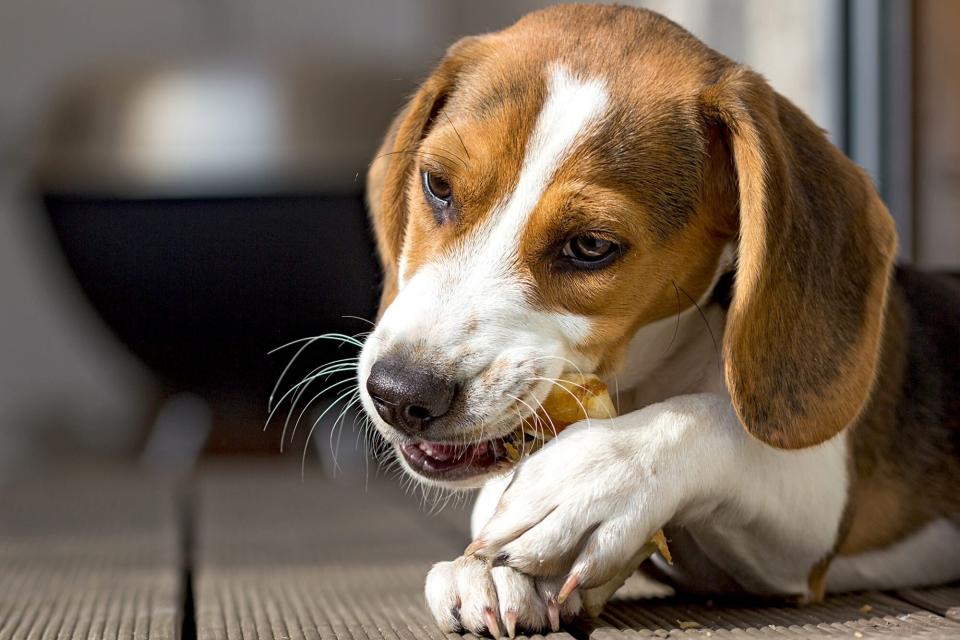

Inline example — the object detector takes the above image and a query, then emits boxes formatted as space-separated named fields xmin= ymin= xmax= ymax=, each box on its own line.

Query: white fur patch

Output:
xmin=441 ymin=63 xmax=608 ymax=347
xmin=434 ymin=63 xmax=608 ymax=351
xmin=478 ymin=64 xmax=609 ymax=265
xmin=612 ymin=242 xmax=734 ymax=407
xmin=472 ymin=472 xmax=512 ymax=538
xmin=827 ymin=518 xmax=960 ymax=591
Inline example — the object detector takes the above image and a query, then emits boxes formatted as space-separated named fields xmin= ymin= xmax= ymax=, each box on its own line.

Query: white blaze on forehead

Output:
xmin=480 ymin=63 xmax=610 ymax=262
xmin=385 ymin=64 xmax=608 ymax=356
xmin=454 ymin=64 xmax=608 ymax=348
xmin=397 ymin=63 xmax=610 ymax=288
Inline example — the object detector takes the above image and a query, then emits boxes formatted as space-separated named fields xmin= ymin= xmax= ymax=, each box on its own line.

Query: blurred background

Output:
xmin=0 ymin=0 xmax=956 ymax=479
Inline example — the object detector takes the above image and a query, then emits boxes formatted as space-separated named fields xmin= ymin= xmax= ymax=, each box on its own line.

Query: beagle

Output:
xmin=357 ymin=5 xmax=960 ymax=637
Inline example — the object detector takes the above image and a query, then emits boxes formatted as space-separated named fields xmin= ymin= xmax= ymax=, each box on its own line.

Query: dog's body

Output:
xmin=357 ymin=5 xmax=960 ymax=636
xmin=468 ymin=265 xmax=960 ymax=598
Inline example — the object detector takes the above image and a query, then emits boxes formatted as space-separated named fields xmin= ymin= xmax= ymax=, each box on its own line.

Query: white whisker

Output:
xmin=522 ymin=386 xmax=560 ymax=440
xmin=526 ymin=354 xmax=586 ymax=378
xmin=285 ymin=376 xmax=359 ymax=447
xmin=341 ymin=315 xmax=375 ymax=328
xmin=282 ymin=361 xmax=360 ymax=434
xmin=268 ymin=336 xmax=320 ymax=412
xmin=301 ymin=388 xmax=360 ymax=480
xmin=326 ymin=392 xmax=363 ymax=477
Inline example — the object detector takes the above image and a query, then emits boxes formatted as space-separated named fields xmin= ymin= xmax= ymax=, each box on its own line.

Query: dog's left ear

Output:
xmin=704 ymin=67 xmax=897 ymax=449
xmin=367 ymin=36 xmax=489 ymax=314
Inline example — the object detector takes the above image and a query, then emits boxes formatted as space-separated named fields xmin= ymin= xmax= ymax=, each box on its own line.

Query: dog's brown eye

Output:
xmin=422 ymin=170 xmax=453 ymax=205
xmin=562 ymin=234 xmax=619 ymax=268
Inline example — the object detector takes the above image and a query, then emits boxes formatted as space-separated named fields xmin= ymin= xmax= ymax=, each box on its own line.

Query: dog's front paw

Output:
xmin=467 ymin=420 xmax=674 ymax=600
xmin=425 ymin=555 xmax=580 ymax=637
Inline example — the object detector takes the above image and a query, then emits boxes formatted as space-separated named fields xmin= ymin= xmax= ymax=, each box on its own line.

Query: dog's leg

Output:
xmin=425 ymin=393 xmax=850 ymax=632
xmin=472 ymin=473 xmax=512 ymax=539
xmin=467 ymin=393 xmax=849 ymax=599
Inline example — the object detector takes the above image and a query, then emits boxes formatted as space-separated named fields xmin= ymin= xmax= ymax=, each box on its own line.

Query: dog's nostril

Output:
xmin=405 ymin=404 xmax=432 ymax=422
xmin=365 ymin=357 xmax=457 ymax=434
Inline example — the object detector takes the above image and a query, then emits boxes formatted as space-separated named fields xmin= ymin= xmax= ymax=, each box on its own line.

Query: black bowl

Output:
xmin=42 ymin=191 xmax=380 ymax=402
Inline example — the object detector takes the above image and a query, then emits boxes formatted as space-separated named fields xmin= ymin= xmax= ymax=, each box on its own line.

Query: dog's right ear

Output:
xmin=367 ymin=36 xmax=488 ymax=314
xmin=703 ymin=67 xmax=897 ymax=449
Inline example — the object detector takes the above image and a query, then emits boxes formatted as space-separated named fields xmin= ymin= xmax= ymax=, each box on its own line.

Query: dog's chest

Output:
xmin=612 ymin=301 xmax=728 ymax=409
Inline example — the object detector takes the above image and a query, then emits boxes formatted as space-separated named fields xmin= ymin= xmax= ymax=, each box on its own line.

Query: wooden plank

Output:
xmin=3 ymin=464 xmax=956 ymax=640
xmin=193 ymin=463 xmax=572 ymax=640
xmin=580 ymin=591 xmax=960 ymax=639
xmin=0 ymin=469 xmax=182 ymax=640
xmin=192 ymin=463 xmax=960 ymax=639
xmin=898 ymin=584 xmax=960 ymax=622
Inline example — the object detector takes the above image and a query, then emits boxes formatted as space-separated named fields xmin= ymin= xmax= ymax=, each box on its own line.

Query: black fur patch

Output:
xmin=710 ymin=270 xmax=735 ymax=310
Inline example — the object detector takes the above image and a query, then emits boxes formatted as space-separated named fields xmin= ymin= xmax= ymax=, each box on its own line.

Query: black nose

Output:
xmin=365 ymin=358 xmax=457 ymax=434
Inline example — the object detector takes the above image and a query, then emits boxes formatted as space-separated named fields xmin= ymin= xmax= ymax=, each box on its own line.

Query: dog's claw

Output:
xmin=504 ymin=610 xmax=517 ymax=638
xmin=465 ymin=539 xmax=485 ymax=557
xmin=483 ymin=607 xmax=501 ymax=638
xmin=547 ymin=597 xmax=560 ymax=632
xmin=557 ymin=573 xmax=580 ymax=605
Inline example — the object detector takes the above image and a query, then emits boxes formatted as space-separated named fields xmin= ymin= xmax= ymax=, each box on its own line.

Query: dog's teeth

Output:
xmin=419 ymin=442 xmax=461 ymax=461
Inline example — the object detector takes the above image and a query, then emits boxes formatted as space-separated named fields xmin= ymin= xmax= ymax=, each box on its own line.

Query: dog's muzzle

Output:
xmin=364 ymin=354 xmax=520 ymax=485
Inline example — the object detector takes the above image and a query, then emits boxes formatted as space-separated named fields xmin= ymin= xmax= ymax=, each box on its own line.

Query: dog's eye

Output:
xmin=422 ymin=171 xmax=453 ymax=206
xmin=561 ymin=234 xmax=619 ymax=268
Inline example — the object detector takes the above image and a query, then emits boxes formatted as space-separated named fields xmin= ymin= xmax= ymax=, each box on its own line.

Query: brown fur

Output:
xmin=366 ymin=35 xmax=496 ymax=314
xmin=366 ymin=4 xmax=958 ymax=567
xmin=704 ymin=70 xmax=898 ymax=449
xmin=839 ymin=269 xmax=960 ymax=555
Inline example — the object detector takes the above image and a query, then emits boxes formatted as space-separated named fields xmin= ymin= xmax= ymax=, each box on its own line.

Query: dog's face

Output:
xmin=359 ymin=6 xmax=896 ymax=489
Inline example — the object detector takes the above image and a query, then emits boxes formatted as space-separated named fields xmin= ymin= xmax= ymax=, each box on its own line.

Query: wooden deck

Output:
xmin=1 ymin=464 xmax=958 ymax=640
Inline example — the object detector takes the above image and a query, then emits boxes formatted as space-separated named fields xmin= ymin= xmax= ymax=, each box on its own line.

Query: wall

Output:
xmin=0 ymin=0 xmax=841 ymax=470
xmin=915 ymin=0 xmax=960 ymax=270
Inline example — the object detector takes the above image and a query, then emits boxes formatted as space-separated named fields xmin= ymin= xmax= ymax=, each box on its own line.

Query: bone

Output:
xmin=504 ymin=373 xmax=617 ymax=461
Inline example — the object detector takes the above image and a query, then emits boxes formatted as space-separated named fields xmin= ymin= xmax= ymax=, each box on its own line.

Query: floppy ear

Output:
xmin=704 ymin=68 xmax=897 ymax=449
xmin=366 ymin=36 xmax=487 ymax=315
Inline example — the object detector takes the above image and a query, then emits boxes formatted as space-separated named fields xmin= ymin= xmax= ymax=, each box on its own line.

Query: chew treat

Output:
xmin=580 ymin=530 xmax=672 ymax=618
xmin=502 ymin=373 xmax=617 ymax=462
xmin=534 ymin=373 xmax=617 ymax=431
xmin=500 ymin=373 xmax=671 ymax=617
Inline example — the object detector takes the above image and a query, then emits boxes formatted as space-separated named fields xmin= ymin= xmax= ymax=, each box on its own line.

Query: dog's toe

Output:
xmin=490 ymin=566 xmax=548 ymax=635
xmin=427 ymin=555 xmax=501 ymax=636
xmin=425 ymin=555 xmax=578 ymax=637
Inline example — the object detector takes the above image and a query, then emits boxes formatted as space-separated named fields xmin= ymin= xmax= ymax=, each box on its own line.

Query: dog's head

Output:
xmin=358 ymin=5 xmax=896 ymax=488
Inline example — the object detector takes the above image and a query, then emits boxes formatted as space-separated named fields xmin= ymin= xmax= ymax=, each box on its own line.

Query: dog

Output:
xmin=357 ymin=5 xmax=960 ymax=637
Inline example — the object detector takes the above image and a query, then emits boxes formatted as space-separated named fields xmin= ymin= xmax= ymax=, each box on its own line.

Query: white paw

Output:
xmin=469 ymin=418 xmax=676 ymax=595
xmin=425 ymin=555 xmax=580 ymax=637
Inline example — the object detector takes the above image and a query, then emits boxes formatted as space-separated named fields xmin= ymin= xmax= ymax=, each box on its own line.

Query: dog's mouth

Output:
xmin=398 ymin=436 xmax=511 ymax=482
xmin=398 ymin=428 xmax=540 ymax=483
